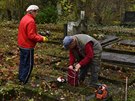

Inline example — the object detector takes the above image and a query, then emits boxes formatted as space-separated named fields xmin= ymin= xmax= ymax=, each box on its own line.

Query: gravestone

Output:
xmin=121 ymin=11 xmax=135 ymax=26
xmin=103 ymin=39 xmax=135 ymax=55
xmin=64 ymin=11 xmax=88 ymax=36
xmin=101 ymin=52 xmax=135 ymax=67
xmin=99 ymin=35 xmax=119 ymax=46
xmin=119 ymin=40 xmax=135 ymax=46
xmin=123 ymin=11 xmax=135 ymax=22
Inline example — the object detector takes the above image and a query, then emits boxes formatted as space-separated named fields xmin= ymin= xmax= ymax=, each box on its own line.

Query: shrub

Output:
xmin=36 ymin=6 xmax=58 ymax=24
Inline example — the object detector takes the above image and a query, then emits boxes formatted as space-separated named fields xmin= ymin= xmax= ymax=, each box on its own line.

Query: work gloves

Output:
xmin=43 ymin=36 xmax=48 ymax=42
xmin=39 ymin=31 xmax=50 ymax=42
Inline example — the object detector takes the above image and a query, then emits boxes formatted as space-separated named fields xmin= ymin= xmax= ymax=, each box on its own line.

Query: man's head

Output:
xmin=63 ymin=36 xmax=76 ymax=49
xmin=26 ymin=5 xmax=39 ymax=17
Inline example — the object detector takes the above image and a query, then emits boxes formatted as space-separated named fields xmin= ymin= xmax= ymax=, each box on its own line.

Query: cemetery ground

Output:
xmin=0 ymin=22 xmax=135 ymax=101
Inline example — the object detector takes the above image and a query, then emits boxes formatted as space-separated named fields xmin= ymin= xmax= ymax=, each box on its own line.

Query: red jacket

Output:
xmin=18 ymin=13 xmax=43 ymax=48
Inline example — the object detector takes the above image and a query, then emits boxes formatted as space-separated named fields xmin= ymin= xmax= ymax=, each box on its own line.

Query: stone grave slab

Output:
xmin=104 ymin=39 xmax=135 ymax=55
xmin=100 ymin=35 xmax=119 ymax=46
xmin=119 ymin=40 xmax=135 ymax=46
xmin=101 ymin=52 xmax=135 ymax=67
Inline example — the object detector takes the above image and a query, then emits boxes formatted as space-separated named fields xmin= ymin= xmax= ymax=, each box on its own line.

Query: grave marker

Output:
xmin=121 ymin=11 xmax=135 ymax=26
xmin=64 ymin=11 xmax=88 ymax=36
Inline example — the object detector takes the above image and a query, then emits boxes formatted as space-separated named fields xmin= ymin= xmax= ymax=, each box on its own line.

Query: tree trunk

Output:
xmin=7 ymin=9 xmax=12 ymax=21
xmin=18 ymin=0 xmax=24 ymax=20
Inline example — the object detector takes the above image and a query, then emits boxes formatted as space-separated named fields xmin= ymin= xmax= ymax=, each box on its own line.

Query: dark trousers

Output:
xmin=79 ymin=55 xmax=101 ymax=84
xmin=18 ymin=48 xmax=34 ymax=84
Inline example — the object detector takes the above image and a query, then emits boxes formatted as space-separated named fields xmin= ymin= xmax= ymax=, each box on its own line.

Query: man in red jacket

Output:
xmin=63 ymin=34 xmax=102 ymax=87
xmin=17 ymin=5 xmax=48 ymax=84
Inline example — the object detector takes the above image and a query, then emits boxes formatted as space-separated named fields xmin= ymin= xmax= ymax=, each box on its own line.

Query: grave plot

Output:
xmin=119 ymin=40 xmax=135 ymax=46
xmin=102 ymin=39 xmax=135 ymax=67
xmin=36 ymin=55 xmax=135 ymax=101
xmin=99 ymin=37 xmax=135 ymax=101
xmin=101 ymin=38 xmax=135 ymax=87
xmin=45 ymin=55 xmax=135 ymax=87
xmin=100 ymin=63 xmax=135 ymax=85
xmin=103 ymin=39 xmax=135 ymax=55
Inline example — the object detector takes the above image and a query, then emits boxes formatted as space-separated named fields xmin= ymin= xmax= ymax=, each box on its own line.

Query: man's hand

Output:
xmin=68 ymin=65 xmax=73 ymax=70
xmin=75 ymin=63 xmax=81 ymax=71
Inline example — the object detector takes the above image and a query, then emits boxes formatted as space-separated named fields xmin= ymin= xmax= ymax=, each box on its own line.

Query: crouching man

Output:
xmin=63 ymin=34 xmax=102 ymax=87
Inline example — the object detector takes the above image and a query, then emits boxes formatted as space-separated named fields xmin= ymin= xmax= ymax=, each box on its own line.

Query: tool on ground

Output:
xmin=39 ymin=31 xmax=51 ymax=36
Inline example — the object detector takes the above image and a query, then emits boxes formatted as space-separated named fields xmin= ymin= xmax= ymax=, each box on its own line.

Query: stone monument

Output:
xmin=64 ymin=11 xmax=88 ymax=36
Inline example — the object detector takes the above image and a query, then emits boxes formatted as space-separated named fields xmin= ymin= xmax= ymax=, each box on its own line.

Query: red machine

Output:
xmin=95 ymin=84 xmax=109 ymax=100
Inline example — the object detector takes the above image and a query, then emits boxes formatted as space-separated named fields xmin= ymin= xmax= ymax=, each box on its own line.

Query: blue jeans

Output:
xmin=18 ymin=48 xmax=34 ymax=84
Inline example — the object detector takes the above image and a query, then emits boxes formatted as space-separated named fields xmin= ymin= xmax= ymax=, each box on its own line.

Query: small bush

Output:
xmin=36 ymin=6 xmax=58 ymax=24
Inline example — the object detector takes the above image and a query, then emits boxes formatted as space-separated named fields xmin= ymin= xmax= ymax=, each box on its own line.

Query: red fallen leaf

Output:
xmin=7 ymin=76 xmax=13 ymax=80
xmin=0 ymin=53 xmax=3 ymax=61
xmin=0 ymin=69 xmax=2 ymax=73
xmin=7 ymin=66 xmax=17 ymax=71
xmin=30 ymin=82 xmax=37 ymax=87
xmin=50 ymin=82 xmax=58 ymax=89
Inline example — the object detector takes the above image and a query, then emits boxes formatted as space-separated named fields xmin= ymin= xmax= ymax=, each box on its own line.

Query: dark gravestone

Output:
xmin=123 ymin=11 xmax=135 ymax=22
xmin=122 ymin=11 xmax=135 ymax=25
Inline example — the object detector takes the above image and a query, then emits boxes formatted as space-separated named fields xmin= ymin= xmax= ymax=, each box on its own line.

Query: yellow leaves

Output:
xmin=93 ymin=33 xmax=105 ymax=40
xmin=0 ymin=0 xmax=6 ymax=9
xmin=56 ymin=62 xmax=60 ymax=66
xmin=60 ymin=0 xmax=73 ymax=14
xmin=111 ymin=44 xmax=135 ymax=52
xmin=28 ymin=98 xmax=34 ymax=101
xmin=0 ymin=0 xmax=16 ymax=9
xmin=0 ymin=66 xmax=17 ymax=83
xmin=81 ymin=0 xmax=86 ymax=2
